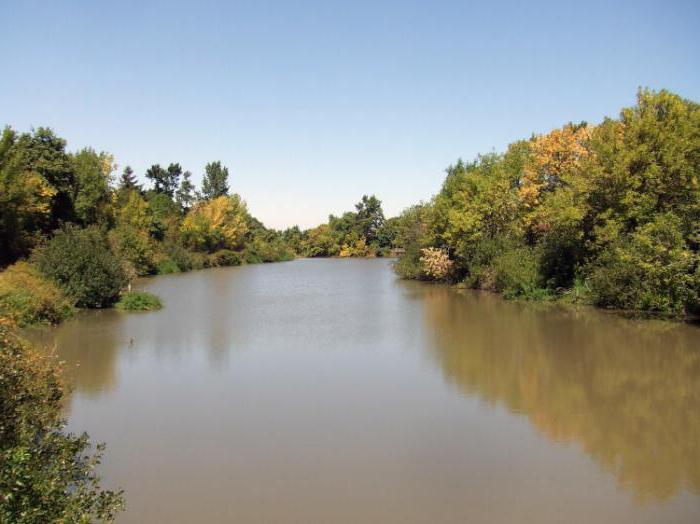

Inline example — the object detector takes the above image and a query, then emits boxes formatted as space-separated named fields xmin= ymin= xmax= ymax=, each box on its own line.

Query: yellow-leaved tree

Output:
xmin=518 ymin=124 xmax=591 ymax=238
xmin=181 ymin=194 xmax=249 ymax=252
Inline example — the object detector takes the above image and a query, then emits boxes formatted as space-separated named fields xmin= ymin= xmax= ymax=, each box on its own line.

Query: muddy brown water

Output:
xmin=28 ymin=258 xmax=700 ymax=523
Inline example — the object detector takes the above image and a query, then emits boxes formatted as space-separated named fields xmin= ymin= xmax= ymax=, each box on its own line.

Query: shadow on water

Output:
xmin=404 ymin=282 xmax=700 ymax=502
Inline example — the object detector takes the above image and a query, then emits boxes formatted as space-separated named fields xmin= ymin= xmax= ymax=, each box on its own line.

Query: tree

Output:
xmin=33 ymin=225 xmax=127 ymax=308
xmin=0 ymin=321 xmax=124 ymax=522
xmin=587 ymin=213 xmax=697 ymax=314
xmin=354 ymin=194 xmax=385 ymax=243
xmin=176 ymin=170 xmax=196 ymax=210
xmin=145 ymin=163 xmax=180 ymax=197
xmin=8 ymin=127 xmax=76 ymax=228
xmin=201 ymin=161 xmax=229 ymax=200
xmin=118 ymin=165 xmax=141 ymax=192
xmin=301 ymin=224 xmax=340 ymax=257
xmin=110 ymin=191 xmax=156 ymax=275
xmin=181 ymin=194 xmax=249 ymax=252
xmin=71 ymin=148 xmax=114 ymax=225
xmin=0 ymin=127 xmax=56 ymax=265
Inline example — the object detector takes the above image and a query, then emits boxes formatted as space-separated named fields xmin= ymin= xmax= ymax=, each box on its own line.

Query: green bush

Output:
xmin=115 ymin=291 xmax=162 ymax=311
xmin=0 ymin=321 xmax=124 ymax=522
xmin=156 ymin=258 xmax=180 ymax=275
xmin=393 ymin=246 xmax=425 ymax=280
xmin=108 ymin=226 xmax=156 ymax=276
xmin=587 ymin=213 xmax=697 ymax=314
xmin=0 ymin=262 xmax=74 ymax=326
xmin=244 ymin=238 xmax=294 ymax=263
xmin=242 ymin=249 xmax=262 ymax=264
xmin=33 ymin=225 xmax=127 ymax=308
xmin=492 ymin=246 xmax=548 ymax=300
xmin=209 ymin=249 xmax=243 ymax=267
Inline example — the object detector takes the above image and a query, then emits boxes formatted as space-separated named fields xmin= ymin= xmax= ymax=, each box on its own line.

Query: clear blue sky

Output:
xmin=1 ymin=1 xmax=698 ymax=229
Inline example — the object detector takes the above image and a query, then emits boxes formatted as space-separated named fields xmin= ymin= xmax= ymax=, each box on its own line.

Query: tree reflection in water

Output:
xmin=414 ymin=283 xmax=700 ymax=502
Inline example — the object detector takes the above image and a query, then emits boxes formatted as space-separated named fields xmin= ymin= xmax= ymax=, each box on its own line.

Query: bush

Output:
xmin=242 ymin=249 xmax=262 ymax=264
xmin=491 ymin=246 xmax=548 ymax=300
xmin=108 ymin=226 xmax=156 ymax=276
xmin=0 ymin=262 xmax=74 ymax=326
xmin=587 ymin=213 xmax=697 ymax=314
xmin=419 ymin=247 xmax=453 ymax=280
xmin=0 ymin=321 xmax=124 ymax=522
xmin=209 ymin=249 xmax=243 ymax=267
xmin=33 ymin=225 xmax=127 ymax=308
xmin=115 ymin=291 xmax=162 ymax=311
xmin=394 ymin=246 xmax=424 ymax=280
xmin=156 ymin=258 xmax=180 ymax=275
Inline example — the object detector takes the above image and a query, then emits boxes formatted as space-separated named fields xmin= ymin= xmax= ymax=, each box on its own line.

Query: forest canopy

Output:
xmin=392 ymin=89 xmax=700 ymax=316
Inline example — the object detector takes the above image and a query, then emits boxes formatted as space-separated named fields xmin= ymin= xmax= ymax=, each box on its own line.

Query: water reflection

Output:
xmin=414 ymin=283 xmax=700 ymax=502
xmin=27 ymin=310 xmax=124 ymax=398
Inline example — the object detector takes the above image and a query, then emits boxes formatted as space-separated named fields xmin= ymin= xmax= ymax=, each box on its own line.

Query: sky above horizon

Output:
xmin=1 ymin=0 xmax=699 ymax=229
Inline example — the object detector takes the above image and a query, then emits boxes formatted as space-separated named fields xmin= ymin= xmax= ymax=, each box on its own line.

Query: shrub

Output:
xmin=0 ymin=321 xmax=124 ymax=521
xmin=394 ymin=246 xmax=424 ymax=279
xmin=108 ymin=226 xmax=156 ymax=276
xmin=209 ymin=249 xmax=242 ymax=267
xmin=419 ymin=247 xmax=453 ymax=280
xmin=115 ymin=291 xmax=162 ymax=311
xmin=491 ymin=246 xmax=548 ymax=300
xmin=156 ymin=258 xmax=180 ymax=275
xmin=33 ymin=225 xmax=127 ymax=308
xmin=587 ymin=213 xmax=697 ymax=314
xmin=242 ymin=249 xmax=262 ymax=264
xmin=0 ymin=262 xmax=74 ymax=326
xmin=339 ymin=238 xmax=372 ymax=257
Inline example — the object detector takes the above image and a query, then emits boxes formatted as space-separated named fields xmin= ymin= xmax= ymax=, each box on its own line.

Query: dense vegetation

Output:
xmin=393 ymin=90 xmax=700 ymax=316
xmin=115 ymin=291 xmax=163 ymax=312
xmin=0 ymin=320 xmax=124 ymax=522
xmin=0 ymin=125 xmax=306 ymax=324
xmin=282 ymin=194 xmax=398 ymax=257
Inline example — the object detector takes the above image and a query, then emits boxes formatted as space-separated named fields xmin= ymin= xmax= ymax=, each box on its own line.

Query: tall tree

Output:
xmin=0 ymin=127 xmax=55 ymax=265
xmin=118 ymin=165 xmax=141 ymax=192
xmin=355 ymin=194 xmax=385 ymax=243
xmin=201 ymin=161 xmax=229 ymax=200
xmin=71 ymin=148 xmax=114 ymax=225
xmin=11 ymin=127 xmax=76 ymax=226
xmin=176 ymin=170 xmax=196 ymax=210
xmin=145 ymin=163 xmax=180 ymax=197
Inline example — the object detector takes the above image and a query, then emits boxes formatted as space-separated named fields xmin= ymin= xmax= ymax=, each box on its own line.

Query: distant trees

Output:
xmin=201 ymin=161 xmax=229 ymax=200
xmin=176 ymin=170 xmax=196 ymax=210
xmin=181 ymin=195 xmax=248 ymax=252
xmin=118 ymin=165 xmax=140 ymax=192
xmin=294 ymin=195 xmax=395 ymax=258
xmin=145 ymin=163 xmax=180 ymax=197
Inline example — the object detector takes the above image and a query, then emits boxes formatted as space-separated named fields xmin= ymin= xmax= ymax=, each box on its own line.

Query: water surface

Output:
xmin=30 ymin=259 xmax=700 ymax=523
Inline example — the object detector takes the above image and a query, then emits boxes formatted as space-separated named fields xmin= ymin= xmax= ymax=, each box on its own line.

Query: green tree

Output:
xmin=0 ymin=321 xmax=124 ymax=522
xmin=145 ymin=163 xmax=180 ymax=197
xmin=587 ymin=213 xmax=697 ymax=314
xmin=7 ymin=127 xmax=77 ymax=228
xmin=354 ymin=194 xmax=385 ymax=244
xmin=176 ymin=170 xmax=196 ymax=210
xmin=33 ymin=225 xmax=127 ymax=308
xmin=118 ymin=165 xmax=141 ymax=192
xmin=71 ymin=148 xmax=114 ymax=225
xmin=201 ymin=161 xmax=230 ymax=200
xmin=0 ymin=127 xmax=55 ymax=265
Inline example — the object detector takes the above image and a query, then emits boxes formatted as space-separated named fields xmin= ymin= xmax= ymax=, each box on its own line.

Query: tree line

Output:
xmin=392 ymin=89 xmax=700 ymax=316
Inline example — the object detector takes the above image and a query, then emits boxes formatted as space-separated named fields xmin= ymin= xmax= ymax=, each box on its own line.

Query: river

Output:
xmin=28 ymin=258 xmax=700 ymax=523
